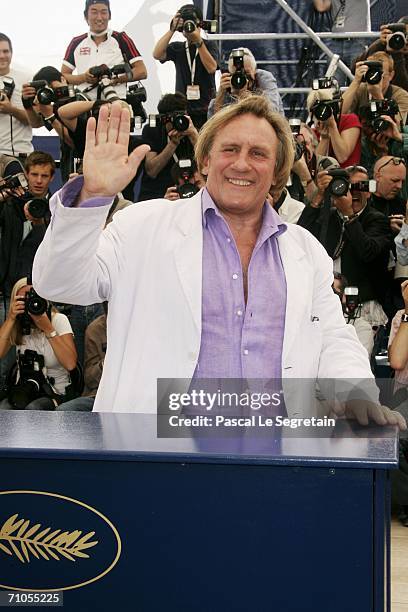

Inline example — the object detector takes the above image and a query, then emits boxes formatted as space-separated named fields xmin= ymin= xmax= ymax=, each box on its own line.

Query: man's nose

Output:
xmin=230 ymin=151 xmax=251 ymax=171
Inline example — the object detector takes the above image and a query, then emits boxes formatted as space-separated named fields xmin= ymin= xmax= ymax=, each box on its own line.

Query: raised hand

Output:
xmin=80 ymin=101 xmax=150 ymax=203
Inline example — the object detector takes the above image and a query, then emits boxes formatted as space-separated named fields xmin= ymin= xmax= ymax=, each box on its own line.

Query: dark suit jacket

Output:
xmin=297 ymin=203 xmax=394 ymax=305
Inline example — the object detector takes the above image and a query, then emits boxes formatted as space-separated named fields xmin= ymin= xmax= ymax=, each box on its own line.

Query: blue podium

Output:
xmin=0 ymin=413 xmax=398 ymax=612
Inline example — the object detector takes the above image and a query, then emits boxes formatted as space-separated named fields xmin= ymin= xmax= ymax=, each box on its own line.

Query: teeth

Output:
xmin=228 ymin=179 xmax=252 ymax=186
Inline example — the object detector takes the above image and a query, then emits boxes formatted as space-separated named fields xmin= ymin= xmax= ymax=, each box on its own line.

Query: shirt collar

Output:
xmin=88 ymin=28 xmax=111 ymax=41
xmin=201 ymin=187 xmax=287 ymax=238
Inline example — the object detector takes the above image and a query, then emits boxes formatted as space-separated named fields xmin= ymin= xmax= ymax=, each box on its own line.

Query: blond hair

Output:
xmin=195 ymin=94 xmax=295 ymax=196
xmin=9 ymin=277 xmax=29 ymax=346
xmin=367 ymin=51 xmax=394 ymax=73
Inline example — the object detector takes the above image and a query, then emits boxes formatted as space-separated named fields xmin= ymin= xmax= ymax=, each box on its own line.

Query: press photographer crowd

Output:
xmin=0 ymin=0 xmax=408 ymax=444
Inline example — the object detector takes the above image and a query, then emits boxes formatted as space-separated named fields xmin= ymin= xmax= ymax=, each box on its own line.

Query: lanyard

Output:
xmin=185 ymin=42 xmax=198 ymax=86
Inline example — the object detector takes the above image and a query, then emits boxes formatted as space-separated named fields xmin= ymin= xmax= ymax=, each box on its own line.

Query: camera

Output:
xmin=26 ymin=198 xmax=49 ymax=219
xmin=0 ymin=172 xmax=28 ymax=194
xmin=175 ymin=159 xmax=200 ymax=199
xmin=319 ymin=157 xmax=349 ymax=196
xmin=149 ymin=111 xmax=190 ymax=132
xmin=343 ymin=287 xmax=360 ymax=320
xmin=230 ymin=49 xmax=247 ymax=90
xmin=175 ymin=7 xmax=217 ymax=33
xmin=126 ymin=83 xmax=147 ymax=126
xmin=311 ymin=77 xmax=340 ymax=121
xmin=99 ymin=77 xmax=121 ymax=103
xmin=361 ymin=60 xmax=383 ymax=85
xmin=0 ymin=76 xmax=15 ymax=101
xmin=89 ymin=64 xmax=111 ymax=80
xmin=350 ymin=179 xmax=376 ymax=194
xmin=8 ymin=349 xmax=53 ymax=410
xmin=360 ymin=98 xmax=399 ymax=133
xmin=18 ymin=288 xmax=48 ymax=335
xmin=386 ymin=23 xmax=407 ymax=52
xmin=289 ymin=119 xmax=306 ymax=162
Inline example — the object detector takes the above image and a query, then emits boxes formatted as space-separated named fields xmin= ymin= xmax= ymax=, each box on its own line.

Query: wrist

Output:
xmin=45 ymin=329 xmax=58 ymax=339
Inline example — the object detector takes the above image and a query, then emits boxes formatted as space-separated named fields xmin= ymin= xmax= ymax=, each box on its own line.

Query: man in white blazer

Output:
xmin=32 ymin=96 xmax=405 ymax=429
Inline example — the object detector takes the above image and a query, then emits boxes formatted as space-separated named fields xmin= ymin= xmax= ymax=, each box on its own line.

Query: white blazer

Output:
xmin=33 ymin=190 xmax=375 ymax=413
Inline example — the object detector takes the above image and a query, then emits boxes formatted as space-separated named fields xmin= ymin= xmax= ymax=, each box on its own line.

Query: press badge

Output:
xmin=187 ymin=85 xmax=200 ymax=100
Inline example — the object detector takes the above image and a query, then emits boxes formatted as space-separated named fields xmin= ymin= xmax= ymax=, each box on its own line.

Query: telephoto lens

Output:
xmin=172 ymin=113 xmax=189 ymax=132
xmin=27 ymin=198 xmax=48 ymax=219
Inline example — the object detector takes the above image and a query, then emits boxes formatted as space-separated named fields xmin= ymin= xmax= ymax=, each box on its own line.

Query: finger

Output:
xmin=127 ymin=144 xmax=150 ymax=176
xmin=95 ymin=103 xmax=110 ymax=145
xmin=85 ymin=116 xmax=97 ymax=150
xmin=367 ymin=403 xmax=387 ymax=426
xmin=117 ymin=107 xmax=131 ymax=147
xmin=107 ymin=101 xmax=122 ymax=144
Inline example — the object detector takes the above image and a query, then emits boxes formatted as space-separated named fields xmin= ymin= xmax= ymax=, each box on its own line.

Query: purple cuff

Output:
xmin=60 ymin=175 xmax=114 ymax=208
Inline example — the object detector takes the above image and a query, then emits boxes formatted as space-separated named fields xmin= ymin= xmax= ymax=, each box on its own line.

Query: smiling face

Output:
xmin=0 ymin=40 xmax=12 ymax=76
xmin=86 ymin=3 xmax=110 ymax=33
xmin=201 ymin=113 xmax=278 ymax=219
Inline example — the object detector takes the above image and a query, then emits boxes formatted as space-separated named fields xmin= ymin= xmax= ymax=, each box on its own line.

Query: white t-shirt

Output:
xmin=0 ymin=67 xmax=33 ymax=155
xmin=17 ymin=313 xmax=73 ymax=395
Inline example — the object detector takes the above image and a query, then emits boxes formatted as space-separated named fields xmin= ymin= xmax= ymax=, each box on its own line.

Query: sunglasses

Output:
xmin=376 ymin=157 xmax=406 ymax=173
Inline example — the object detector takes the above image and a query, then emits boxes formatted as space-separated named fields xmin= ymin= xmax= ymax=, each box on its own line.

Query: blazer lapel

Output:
xmin=173 ymin=194 xmax=203 ymax=336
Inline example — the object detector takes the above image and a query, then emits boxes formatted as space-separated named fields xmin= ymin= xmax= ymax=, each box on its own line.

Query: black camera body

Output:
xmin=149 ymin=111 xmax=189 ymax=132
xmin=8 ymin=349 xmax=53 ymax=410
xmin=386 ymin=23 xmax=407 ymax=52
xmin=326 ymin=168 xmax=350 ymax=197
xmin=0 ymin=76 xmax=15 ymax=101
xmin=18 ymin=288 xmax=48 ymax=335
xmin=361 ymin=60 xmax=383 ymax=85
xmin=28 ymin=80 xmax=77 ymax=107
xmin=176 ymin=160 xmax=200 ymax=199
xmin=176 ymin=8 xmax=217 ymax=33
xmin=90 ymin=62 xmax=132 ymax=81
xmin=89 ymin=63 xmax=111 ymax=80
xmin=360 ymin=98 xmax=399 ymax=133
xmin=126 ymin=84 xmax=147 ymax=126
xmin=230 ymin=49 xmax=247 ymax=90
xmin=311 ymin=77 xmax=341 ymax=121
xmin=0 ymin=172 xmax=28 ymax=194
xmin=26 ymin=198 xmax=49 ymax=219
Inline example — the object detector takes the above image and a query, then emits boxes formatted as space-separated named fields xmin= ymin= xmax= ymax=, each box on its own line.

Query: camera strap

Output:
xmin=185 ymin=42 xmax=198 ymax=86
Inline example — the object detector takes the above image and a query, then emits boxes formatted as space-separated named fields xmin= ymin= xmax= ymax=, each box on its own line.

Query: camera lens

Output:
xmin=37 ymin=87 xmax=55 ymax=105
xmin=172 ymin=114 xmax=189 ymax=132
xmin=27 ymin=198 xmax=48 ymax=219
xmin=231 ymin=72 xmax=247 ymax=90
xmin=371 ymin=117 xmax=389 ymax=133
xmin=183 ymin=20 xmax=196 ymax=33
xmin=330 ymin=178 xmax=349 ymax=197
xmin=27 ymin=294 xmax=47 ymax=316
xmin=313 ymin=102 xmax=333 ymax=121
xmin=177 ymin=183 xmax=199 ymax=199
xmin=387 ymin=32 xmax=406 ymax=51
xmin=365 ymin=69 xmax=382 ymax=85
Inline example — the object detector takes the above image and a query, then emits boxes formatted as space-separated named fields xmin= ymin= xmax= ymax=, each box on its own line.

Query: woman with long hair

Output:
xmin=0 ymin=277 xmax=77 ymax=410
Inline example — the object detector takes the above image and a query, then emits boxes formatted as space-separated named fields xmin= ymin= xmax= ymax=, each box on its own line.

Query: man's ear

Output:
xmin=201 ymin=155 xmax=209 ymax=177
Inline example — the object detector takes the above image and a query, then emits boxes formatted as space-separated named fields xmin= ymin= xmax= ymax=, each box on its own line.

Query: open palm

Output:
xmin=82 ymin=102 xmax=150 ymax=199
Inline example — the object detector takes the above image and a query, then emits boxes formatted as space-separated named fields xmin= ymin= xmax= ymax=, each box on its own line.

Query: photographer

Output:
xmin=353 ymin=17 xmax=408 ymax=92
xmin=298 ymin=165 xmax=393 ymax=349
xmin=307 ymin=79 xmax=362 ymax=167
xmin=342 ymin=52 xmax=408 ymax=125
xmin=208 ymin=48 xmax=284 ymax=118
xmin=164 ymin=160 xmax=205 ymax=201
xmin=153 ymin=4 xmax=218 ymax=128
xmin=61 ymin=0 xmax=147 ymax=101
xmin=332 ymin=272 xmax=374 ymax=354
xmin=0 ymin=151 xmax=55 ymax=386
xmin=138 ymin=92 xmax=199 ymax=201
xmin=0 ymin=33 xmax=32 ymax=158
xmin=0 ymin=278 xmax=77 ymax=410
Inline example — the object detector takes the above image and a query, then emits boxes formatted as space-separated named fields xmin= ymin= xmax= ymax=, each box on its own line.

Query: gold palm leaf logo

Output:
xmin=0 ymin=514 xmax=98 ymax=563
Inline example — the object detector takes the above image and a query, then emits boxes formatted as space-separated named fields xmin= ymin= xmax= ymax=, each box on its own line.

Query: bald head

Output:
xmin=374 ymin=156 xmax=406 ymax=200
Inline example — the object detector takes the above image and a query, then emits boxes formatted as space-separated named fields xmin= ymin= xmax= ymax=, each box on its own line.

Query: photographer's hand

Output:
xmin=84 ymin=70 xmax=99 ymax=85
xmin=168 ymin=129 xmax=183 ymax=146
xmin=0 ymin=95 xmax=12 ymax=115
xmin=183 ymin=117 xmax=199 ymax=145
xmin=379 ymin=115 xmax=402 ymax=141
xmin=0 ymin=297 xmax=24 ymax=357
xmin=23 ymin=202 xmax=44 ymax=225
xmin=389 ymin=214 xmax=405 ymax=233
xmin=309 ymin=170 xmax=332 ymax=208
xmin=78 ymin=101 xmax=150 ymax=203
xmin=7 ymin=296 xmax=25 ymax=322
xmin=332 ymin=191 xmax=354 ymax=217
xmin=164 ymin=186 xmax=180 ymax=201
xmin=29 ymin=311 xmax=53 ymax=335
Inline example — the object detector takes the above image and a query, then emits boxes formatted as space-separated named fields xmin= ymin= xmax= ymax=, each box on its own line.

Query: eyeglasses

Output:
xmin=345 ymin=165 xmax=368 ymax=174
xmin=376 ymin=157 xmax=406 ymax=173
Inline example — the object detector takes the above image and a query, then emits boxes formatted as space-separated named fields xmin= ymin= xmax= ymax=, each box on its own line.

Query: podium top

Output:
xmin=0 ymin=412 xmax=399 ymax=469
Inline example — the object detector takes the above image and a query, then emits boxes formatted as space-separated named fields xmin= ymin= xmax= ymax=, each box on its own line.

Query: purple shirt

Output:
xmin=195 ymin=189 xmax=287 ymax=381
